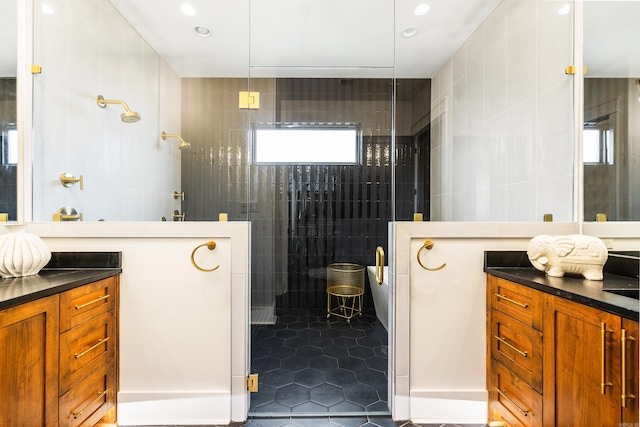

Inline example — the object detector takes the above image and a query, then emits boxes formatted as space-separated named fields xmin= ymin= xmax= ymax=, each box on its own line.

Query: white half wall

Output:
xmin=24 ymin=221 xmax=250 ymax=425
xmin=392 ymin=221 xmax=581 ymax=423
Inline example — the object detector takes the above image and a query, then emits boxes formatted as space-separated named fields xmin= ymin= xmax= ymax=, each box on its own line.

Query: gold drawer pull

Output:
xmin=75 ymin=337 xmax=110 ymax=359
xmin=621 ymin=328 xmax=636 ymax=407
xmin=494 ymin=293 xmax=528 ymax=309
xmin=75 ymin=294 xmax=110 ymax=310
xmin=495 ymin=387 xmax=529 ymax=416
xmin=494 ymin=335 xmax=528 ymax=357
xmin=72 ymin=389 xmax=108 ymax=419
xmin=601 ymin=322 xmax=613 ymax=394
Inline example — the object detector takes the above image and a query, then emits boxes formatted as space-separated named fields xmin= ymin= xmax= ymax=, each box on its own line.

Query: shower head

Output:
xmin=162 ymin=131 xmax=191 ymax=149
xmin=96 ymin=95 xmax=141 ymax=123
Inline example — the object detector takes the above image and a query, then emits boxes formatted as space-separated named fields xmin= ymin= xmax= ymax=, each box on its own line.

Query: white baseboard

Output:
xmin=409 ymin=390 xmax=488 ymax=424
xmin=117 ymin=391 xmax=231 ymax=425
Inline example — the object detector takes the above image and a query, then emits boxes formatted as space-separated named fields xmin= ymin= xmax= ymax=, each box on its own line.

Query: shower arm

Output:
xmin=96 ymin=95 xmax=132 ymax=111
xmin=162 ymin=131 xmax=191 ymax=149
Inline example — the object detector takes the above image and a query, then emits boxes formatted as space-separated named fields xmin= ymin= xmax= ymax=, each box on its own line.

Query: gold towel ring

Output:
xmin=417 ymin=240 xmax=446 ymax=271
xmin=191 ymin=241 xmax=220 ymax=272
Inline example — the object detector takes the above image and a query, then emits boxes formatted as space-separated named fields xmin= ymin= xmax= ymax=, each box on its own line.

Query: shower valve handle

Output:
xmin=60 ymin=173 xmax=83 ymax=190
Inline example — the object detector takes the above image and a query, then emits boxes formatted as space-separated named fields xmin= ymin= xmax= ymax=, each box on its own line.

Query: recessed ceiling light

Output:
xmin=41 ymin=3 xmax=54 ymax=14
xmin=414 ymin=3 xmax=430 ymax=16
xmin=181 ymin=4 xmax=196 ymax=16
xmin=193 ymin=26 xmax=211 ymax=38
xmin=402 ymin=27 xmax=418 ymax=38
xmin=557 ymin=4 xmax=571 ymax=15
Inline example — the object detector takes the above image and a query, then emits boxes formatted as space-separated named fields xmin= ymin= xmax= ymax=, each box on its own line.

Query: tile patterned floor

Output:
xmin=249 ymin=308 xmax=389 ymax=416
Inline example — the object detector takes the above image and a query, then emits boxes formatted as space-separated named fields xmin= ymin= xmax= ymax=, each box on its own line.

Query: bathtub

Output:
xmin=366 ymin=266 xmax=389 ymax=331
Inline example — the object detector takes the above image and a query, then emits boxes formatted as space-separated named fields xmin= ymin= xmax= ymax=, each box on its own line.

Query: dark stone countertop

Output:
xmin=0 ymin=252 xmax=122 ymax=310
xmin=484 ymin=251 xmax=639 ymax=322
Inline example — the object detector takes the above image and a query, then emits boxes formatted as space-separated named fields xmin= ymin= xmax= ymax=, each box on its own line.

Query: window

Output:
xmin=253 ymin=123 xmax=361 ymax=164
xmin=1 ymin=128 xmax=18 ymax=166
xmin=583 ymin=116 xmax=614 ymax=165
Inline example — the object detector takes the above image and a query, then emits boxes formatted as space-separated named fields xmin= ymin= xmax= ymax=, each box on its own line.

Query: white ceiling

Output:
xmin=108 ymin=0 xmax=502 ymax=79
xmin=2 ymin=1 xmax=639 ymax=80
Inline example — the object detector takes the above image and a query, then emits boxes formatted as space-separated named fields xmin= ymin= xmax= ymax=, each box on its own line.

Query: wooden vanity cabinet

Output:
xmin=0 ymin=275 xmax=119 ymax=427
xmin=542 ymin=294 xmax=621 ymax=425
xmin=487 ymin=275 xmax=543 ymax=427
xmin=58 ymin=276 xmax=119 ymax=426
xmin=487 ymin=274 xmax=639 ymax=426
xmin=0 ymin=295 xmax=60 ymax=426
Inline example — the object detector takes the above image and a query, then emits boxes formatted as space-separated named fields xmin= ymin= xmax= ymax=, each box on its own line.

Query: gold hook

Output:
xmin=417 ymin=240 xmax=446 ymax=271
xmin=375 ymin=246 xmax=385 ymax=285
xmin=191 ymin=241 xmax=220 ymax=272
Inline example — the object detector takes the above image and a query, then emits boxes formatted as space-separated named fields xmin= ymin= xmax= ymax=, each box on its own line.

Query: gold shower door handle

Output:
xmin=417 ymin=240 xmax=446 ymax=271
xmin=375 ymin=246 xmax=384 ymax=285
xmin=191 ymin=241 xmax=220 ymax=272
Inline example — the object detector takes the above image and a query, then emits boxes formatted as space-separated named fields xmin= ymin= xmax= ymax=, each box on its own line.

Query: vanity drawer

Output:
xmin=489 ymin=359 xmax=543 ymax=427
xmin=60 ymin=277 xmax=117 ymax=332
xmin=491 ymin=310 xmax=543 ymax=393
xmin=60 ymin=311 xmax=115 ymax=394
xmin=489 ymin=276 xmax=542 ymax=330
xmin=59 ymin=360 xmax=116 ymax=427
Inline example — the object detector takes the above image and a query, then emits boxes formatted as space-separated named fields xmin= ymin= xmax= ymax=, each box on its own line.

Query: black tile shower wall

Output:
xmin=0 ymin=165 xmax=17 ymax=220
xmin=181 ymin=77 xmax=426 ymax=310
xmin=279 ymin=135 xmax=395 ymax=309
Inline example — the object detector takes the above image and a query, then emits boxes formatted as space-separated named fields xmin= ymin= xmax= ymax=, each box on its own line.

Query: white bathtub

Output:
xmin=366 ymin=266 xmax=389 ymax=331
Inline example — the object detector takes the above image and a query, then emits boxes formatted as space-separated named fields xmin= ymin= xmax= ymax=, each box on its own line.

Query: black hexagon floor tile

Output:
xmin=325 ymin=368 xmax=357 ymax=388
xmin=294 ymin=368 xmax=326 ymax=387
xmin=250 ymin=308 xmax=389 ymax=417
xmin=276 ymin=383 xmax=310 ymax=407
xmin=342 ymin=382 xmax=379 ymax=407
xmin=310 ymin=383 xmax=344 ymax=406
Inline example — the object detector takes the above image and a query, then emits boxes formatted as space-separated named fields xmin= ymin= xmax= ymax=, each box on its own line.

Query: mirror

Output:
xmin=10 ymin=0 xmax=640 ymax=221
xmin=0 ymin=0 xmax=17 ymax=221
xmin=583 ymin=1 xmax=640 ymax=221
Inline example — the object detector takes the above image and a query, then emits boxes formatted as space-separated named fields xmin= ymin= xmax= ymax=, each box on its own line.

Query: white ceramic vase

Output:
xmin=0 ymin=225 xmax=52 ymax=278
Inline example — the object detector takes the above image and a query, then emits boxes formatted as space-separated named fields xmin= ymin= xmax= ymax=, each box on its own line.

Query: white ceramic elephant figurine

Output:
xmin=527 ymin=234 xmax=608 ymax=280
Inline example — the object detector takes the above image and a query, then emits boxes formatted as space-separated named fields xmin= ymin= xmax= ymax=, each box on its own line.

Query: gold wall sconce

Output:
xmin=60 ymin=173 xmax=83 ymax=190
xmin=96 ymin=95 xmax=141 ymax=123
xmin=162 ymin=131 xmax=191 ymax=149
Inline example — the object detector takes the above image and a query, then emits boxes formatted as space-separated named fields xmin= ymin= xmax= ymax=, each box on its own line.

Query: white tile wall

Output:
xmin=31 ymin=0 xmax=181 ymax=221
xmin=431 ymin=0 xmax=574 ymax=222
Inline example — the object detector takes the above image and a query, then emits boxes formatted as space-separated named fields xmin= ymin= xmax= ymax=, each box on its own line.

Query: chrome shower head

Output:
xmin=162 ymin=131 xmax=191 ymax=149
xmin=96 ymin=95 xmax=141 ymax=123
